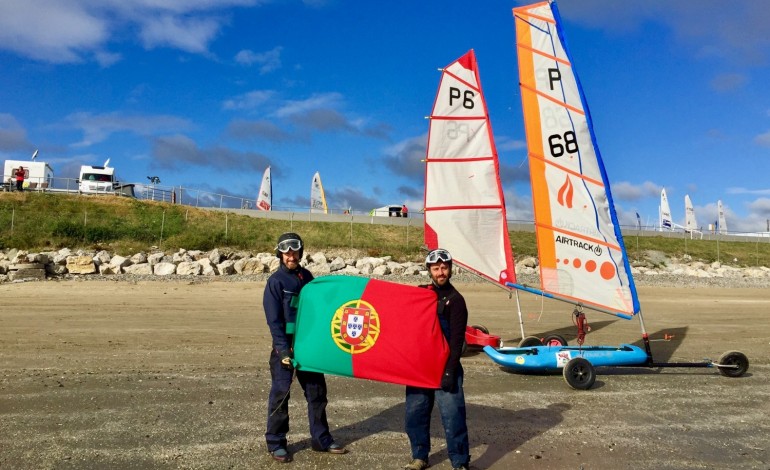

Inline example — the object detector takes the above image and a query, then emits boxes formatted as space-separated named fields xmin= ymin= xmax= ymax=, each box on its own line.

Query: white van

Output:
xmin=370 ymin=204 xmax=404 ymax=217
xmin=3 ymin=159 xmax=54 ymax=191
xmin=78 ymin=160 xmax=116 ymax=194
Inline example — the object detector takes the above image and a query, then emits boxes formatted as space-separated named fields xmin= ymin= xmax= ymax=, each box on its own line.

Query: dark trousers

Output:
xmin=15 ymin=180 xmax=23 ymax=191
xmin=405 ymin=369 xmax=470 ymax=468
xmin=265 ymin=349 xmax=333 ymax=452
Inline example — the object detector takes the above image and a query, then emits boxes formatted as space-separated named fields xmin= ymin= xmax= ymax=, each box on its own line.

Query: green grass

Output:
xmin=1 ymin=192 xmax=769 ymax=267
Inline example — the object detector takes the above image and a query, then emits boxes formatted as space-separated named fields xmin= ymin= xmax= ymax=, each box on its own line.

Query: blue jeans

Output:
xmin=265 ymin=349 xmax=333 ymax=452
xmin=405 ymin=368 xmax=469 ymax=468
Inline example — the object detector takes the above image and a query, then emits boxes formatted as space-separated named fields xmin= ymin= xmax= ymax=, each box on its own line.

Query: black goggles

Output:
xmin=426 ymin=249 xmax=452 ymax=264
xmin=276 ymin=239 xmax=302 ymax=253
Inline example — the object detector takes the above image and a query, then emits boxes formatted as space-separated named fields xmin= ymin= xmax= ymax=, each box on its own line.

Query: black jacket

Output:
xmin=263 ymin=263 xmax=314 ymax=354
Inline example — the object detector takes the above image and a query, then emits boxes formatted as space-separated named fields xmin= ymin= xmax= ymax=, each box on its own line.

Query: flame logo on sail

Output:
xmin=557 ymin=175 xmax=573 ymax=208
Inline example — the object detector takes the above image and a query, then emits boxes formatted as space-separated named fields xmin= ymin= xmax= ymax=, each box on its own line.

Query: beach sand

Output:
xmin=1 ymin=279 xmax=768 ymax=469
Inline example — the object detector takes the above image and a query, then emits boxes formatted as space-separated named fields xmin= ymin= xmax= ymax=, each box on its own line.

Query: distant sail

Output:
xmin=660 ymin=189 xmax=673 ymax=231
xmin=423 ymin=49 xmax=517 ymax=287
xmin=311 ymin=171 xmax=328 ymax=214
xmin=257 ymin=166 xmax=272 ymax=211
xmin=717 ymin=200 xmax=727 ymax=234
xmin=684 ymin=195 xmax=697 ymax=232
xmin=513 ymin=1 xmax=638 ymax=316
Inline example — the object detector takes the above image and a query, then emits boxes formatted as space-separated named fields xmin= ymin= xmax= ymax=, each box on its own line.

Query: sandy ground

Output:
xmin=1 ymin=279 xmax=768 ymax=470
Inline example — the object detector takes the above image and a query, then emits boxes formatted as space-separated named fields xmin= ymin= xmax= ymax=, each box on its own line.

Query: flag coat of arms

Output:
xmin=293 ymin=276 xmax=449 ymax=388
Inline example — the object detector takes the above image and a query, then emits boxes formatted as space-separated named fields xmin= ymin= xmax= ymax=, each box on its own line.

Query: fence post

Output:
xmin=159 ymin=210 xmax=166 ymax=250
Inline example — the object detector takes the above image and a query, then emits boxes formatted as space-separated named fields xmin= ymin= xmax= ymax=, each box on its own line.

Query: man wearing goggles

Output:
xmin=403 ymin=248 xmax=471 ymax=470
xmin=263 ymin=232 xmax=347 ymax=462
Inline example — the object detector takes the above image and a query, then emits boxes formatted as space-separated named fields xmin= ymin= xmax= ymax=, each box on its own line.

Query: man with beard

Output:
xmin=263 ymin=232 xmax=347 ymax=463
xmin=403 ymin=248 xmax=471 ymax=470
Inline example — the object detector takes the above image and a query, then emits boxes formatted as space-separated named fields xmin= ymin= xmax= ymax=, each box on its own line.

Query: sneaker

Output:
xmin=269 ymin=447 xmax=292 ymax=463
xmin=326 ymin=442 xmax=347 ymax=454
xmin=404 ymin=458 xmax=429 ymax=470
xmin=314 ymin=442 xmax=347 ymax=454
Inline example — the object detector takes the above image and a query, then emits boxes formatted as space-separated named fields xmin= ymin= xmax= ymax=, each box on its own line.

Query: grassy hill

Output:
xmin=1 ymin=192 xmax=769 ymax=267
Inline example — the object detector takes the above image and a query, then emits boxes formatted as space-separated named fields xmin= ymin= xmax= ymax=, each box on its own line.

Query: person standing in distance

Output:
xmin=14 ymin=166 xmax=25 ymax=192
xmin=404 ymin=248 xmax=471 ymax=470
xmin=263 ymin=232 xmax=347 ymax=463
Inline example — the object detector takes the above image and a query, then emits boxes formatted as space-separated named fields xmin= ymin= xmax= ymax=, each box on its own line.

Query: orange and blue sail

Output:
xmin=512 ymin=1 xmax=640 ymax=317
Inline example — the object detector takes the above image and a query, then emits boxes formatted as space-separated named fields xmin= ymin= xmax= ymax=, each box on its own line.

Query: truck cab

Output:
xmin=78 ymin=163 xmax=115 ymax=194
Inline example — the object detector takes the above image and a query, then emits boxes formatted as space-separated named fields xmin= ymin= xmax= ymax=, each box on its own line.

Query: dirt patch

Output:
xmin=1 ymin=280 xmax=768 ymax=469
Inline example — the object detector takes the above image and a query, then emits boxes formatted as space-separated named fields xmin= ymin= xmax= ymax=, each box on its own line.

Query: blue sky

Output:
xmin=1 ymin=0 xmax=769 ymax=233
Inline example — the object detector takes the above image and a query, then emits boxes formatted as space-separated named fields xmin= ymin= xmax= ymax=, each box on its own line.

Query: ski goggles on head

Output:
xmin=425 ymin=248 xmax=452 ymax=265
xmin=276 ymin=239 xmax=302 ymax=253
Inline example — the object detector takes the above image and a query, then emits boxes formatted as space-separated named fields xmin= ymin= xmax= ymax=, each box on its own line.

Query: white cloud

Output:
xmin=555 ymin=1 xmax=770 ymax=66
xmin=754 ymin=131 xmax=770 ymax=148
xmin=235 ymin=46 xmax=283 ymax=74
xmin=65 ymin=112 xmax=194 ymax=147
xmin=222 ymin=90 xmax=276 ymax=111
xmin=138 ymin=15 xmax=221 ymax=54
xmin=275 ymin=93 xmax=344 ymax=118
xmin=0 ymin=0 xmax=108 ymax=63
xmin=611 ymin=180 xmax=661 ymax=201
xmin=0 ymin=113 xmax=31 ymax=151
xmin=0 ymin=0 xmax=265 ymax=64
xmin=710 ymin=73 xmax=748 ymax=92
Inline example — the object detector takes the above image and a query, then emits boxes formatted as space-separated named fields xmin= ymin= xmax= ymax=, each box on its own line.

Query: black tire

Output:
xmin=563 ymin=357 xmax=596 ymax=390
xmin=543 ymin=334 xmax=568 ymax=346
xmin=717 ymin=350 xmax=749 ymax=377
xmin=471 ymin=324 xmax=489 ymax=334
xmin=518 ymin=336 xmax=543 ymax=347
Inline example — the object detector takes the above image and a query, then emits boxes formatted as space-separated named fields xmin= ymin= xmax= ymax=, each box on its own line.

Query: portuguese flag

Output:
xmin=293 ymin=276 xmax=449 ymax=388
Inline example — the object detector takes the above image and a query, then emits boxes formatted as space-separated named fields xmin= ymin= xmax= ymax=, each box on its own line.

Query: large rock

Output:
xmin=9 ymin=268 xmax=46 ymax=281
xmin=235 ymin=258 xmax=265 ymax=275
xmin=109 ymin=255 xmax=132 ymax=270
xmin=66 ymin=256 xmax=96 ymax=274
xmin=177 ymin=261 xmax=201 ymax=275
xmin=148 ymin=252 xmax=165 ymax=265
xmin=329 ymin=257 xmax=346 ymax=272
xmin=153 ymin=262 xmax=177 ymax=276
xmin=94 ymin=250 xmax=111 ymax=266
xmin=130 ymin=252 xmax=148 ymax=264
xmin=198 ymin=258 xmax=217 ymax=276
xmin=124 ymin=263 xmax=153 ymax=275
xmin=217 ymin=260 xmax=236 ymax=275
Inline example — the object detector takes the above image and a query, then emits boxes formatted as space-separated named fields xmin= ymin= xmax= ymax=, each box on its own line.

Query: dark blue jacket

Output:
xmin=263 ymin=263 xmax=314 ymax=355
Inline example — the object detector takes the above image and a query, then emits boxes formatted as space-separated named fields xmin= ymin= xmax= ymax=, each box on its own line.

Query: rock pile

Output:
xmin=0 ymin=248 xmax=769 ymax=287
xmin=0 ymin=247 xmax=430 ymax=283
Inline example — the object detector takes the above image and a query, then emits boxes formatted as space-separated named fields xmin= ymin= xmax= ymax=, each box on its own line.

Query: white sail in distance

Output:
xmin=685 ymin=195 xmax=697 ymax=232
xmin=257 ymin=166 xmax=272 ymax=211
xmin=660 ymin=189 xmax=673 ymax=231
xmin=311 ymin=171 xmax=328 ymax=214
xmin=717 ymin=200 xmax=727 ymax=234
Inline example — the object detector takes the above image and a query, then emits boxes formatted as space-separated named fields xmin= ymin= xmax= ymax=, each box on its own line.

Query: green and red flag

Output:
xmin=293 ymin=276 xmax=449 ymax=388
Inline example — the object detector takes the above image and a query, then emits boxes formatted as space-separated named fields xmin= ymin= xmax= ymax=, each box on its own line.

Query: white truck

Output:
xmin=78 ymin=159 xmax=136 ymax=197
xmin=78 ymin=159 xmax=116 ymax=194
xmin=3 ymin=158 xmax=54 ymax=191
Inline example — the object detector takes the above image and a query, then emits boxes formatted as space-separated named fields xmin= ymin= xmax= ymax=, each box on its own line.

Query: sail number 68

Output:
xmin=548 ymin=131 xmax=578 ymax=157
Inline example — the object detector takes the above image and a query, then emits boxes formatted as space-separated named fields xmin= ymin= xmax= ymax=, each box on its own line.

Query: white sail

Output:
xmin=660 ymin=189 xmax=673 ymax=231
xmin=513 ymin=1 xmax=639 ymax=316
xmin=423 ymin=50 xmax=517 ymax=287
xmin=310 ymin=171 xmax=328 ymax=214
xmin=256 ymin=166 xmax=272 ymax=211
xmin=717 ymin=200 xmax=727 ymax=234
xmin=684 ymin=195 xmax=697 ymax=232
